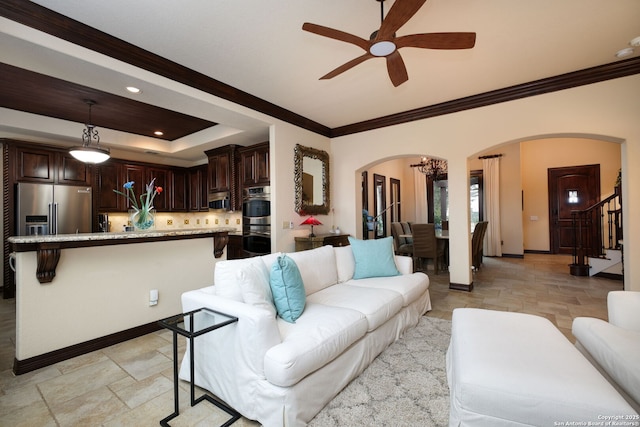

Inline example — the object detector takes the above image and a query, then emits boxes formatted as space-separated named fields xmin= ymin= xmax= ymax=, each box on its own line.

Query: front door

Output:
xmin=548 ymin=165 xmax=600 ymax=254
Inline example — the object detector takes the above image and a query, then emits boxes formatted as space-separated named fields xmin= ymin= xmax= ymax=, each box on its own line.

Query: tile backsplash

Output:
xmin=106 ymin=211 xmax=242 ymax=233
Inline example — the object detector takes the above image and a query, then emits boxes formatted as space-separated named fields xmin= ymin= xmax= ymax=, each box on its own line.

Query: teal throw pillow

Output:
xmin=348 ymin=236 xmax=400 ymax=280
xmin=270 ymin=255 xmax=306 ymax=323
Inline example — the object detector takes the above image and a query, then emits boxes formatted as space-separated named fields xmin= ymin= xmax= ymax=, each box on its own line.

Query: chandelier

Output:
xmin=410 ymin=156 xmax=448 ymax=181
xmin=69 ymin=99 xmax=111 ymax=164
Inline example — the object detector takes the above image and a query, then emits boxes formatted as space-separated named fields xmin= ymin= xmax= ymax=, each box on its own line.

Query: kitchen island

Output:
xmin=9 ymin=228 xmax=236 ymax=374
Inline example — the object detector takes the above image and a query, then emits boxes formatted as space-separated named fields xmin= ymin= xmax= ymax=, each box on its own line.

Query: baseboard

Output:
xmin=594 ymin=272 xmax=624 ymax=282
xmin=501 ymin=253 xmax=524 ymax=259
xmin=449 ymin=282 xmax=473 ymax=292
xmin=524 ymin=250 xmax=552 ymax=254
xmin=13 ymin=321 xmax=162 ymax=375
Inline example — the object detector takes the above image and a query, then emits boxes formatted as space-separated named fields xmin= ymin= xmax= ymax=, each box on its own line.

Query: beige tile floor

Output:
xmin=0 ymin=254 xmax=623 ymax=426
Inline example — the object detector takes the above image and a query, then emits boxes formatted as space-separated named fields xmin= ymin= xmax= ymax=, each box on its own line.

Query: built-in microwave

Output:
xmin=208 ymin=191 xmax=231 ymax=212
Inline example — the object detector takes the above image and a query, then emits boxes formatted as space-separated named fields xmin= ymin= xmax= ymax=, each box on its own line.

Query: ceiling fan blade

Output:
xmin=377 ymin=0 xmax=428 ymax=40
xmin=320 ymin=53 xmax=374 ymax=80
xmin=396 ymin=32 xmax=476 ymax=49
xmin=302 ymin=23 xmax=370 ymax=51
xmin=386 ymin=51 xmax=409 ymax=87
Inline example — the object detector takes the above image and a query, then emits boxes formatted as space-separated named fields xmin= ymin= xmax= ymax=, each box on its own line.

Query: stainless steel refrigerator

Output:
xmin=16 ymin=183 xmax=92 ymax=236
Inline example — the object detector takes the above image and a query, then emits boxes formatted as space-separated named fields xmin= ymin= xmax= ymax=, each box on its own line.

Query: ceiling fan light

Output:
xmin=370 ymin=41 xmax=396 ymax=57
xmin=69 ymin=146 xmax=111 ymax=164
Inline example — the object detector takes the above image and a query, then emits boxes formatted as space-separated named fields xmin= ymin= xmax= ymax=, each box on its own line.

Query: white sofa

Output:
xmin=179 ymin=244 xmax=431 ymax=426
xmin=573 ymin=290 xmax=640 ymax=413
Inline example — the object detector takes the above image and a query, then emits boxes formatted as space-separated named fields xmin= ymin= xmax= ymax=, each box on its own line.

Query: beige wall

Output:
xmin=364 ymin=158 xmax=419 ymax=225
xmin=469 ymin=142 xmax=524 ymax=256
xmin=270 ymin=123 xmax=332 ymax=253
xmin=15 ymin=238 xmax=219 ymax=359
xmin=520 ymin=138 xmax=621 ymax=252
xmin=328 ymin=75 xmax=639 ymax=291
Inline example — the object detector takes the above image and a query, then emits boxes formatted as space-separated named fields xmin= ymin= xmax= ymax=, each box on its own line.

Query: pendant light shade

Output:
xmin=69 ymin=100 xmax=110 ymax=164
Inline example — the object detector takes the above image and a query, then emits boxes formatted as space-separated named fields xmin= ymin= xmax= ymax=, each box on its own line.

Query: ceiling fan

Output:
xmin=302 ymin=0 xmax=476 ymax=87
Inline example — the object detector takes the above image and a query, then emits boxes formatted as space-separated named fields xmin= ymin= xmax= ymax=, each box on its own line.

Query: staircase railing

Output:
xmin=569 ymin=186 xmax=622 ymax=276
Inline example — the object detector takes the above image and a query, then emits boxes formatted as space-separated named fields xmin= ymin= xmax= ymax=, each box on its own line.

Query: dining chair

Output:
xmin=471 ymin=221 xmax=489 ymax=270
xmin=412 ymin=223 xmax=445 ymax=274
xmin=441 ymin=220 xmax=449 ymax=231
xmin=391 ymin=222 xmax=413 ymax=256
xmin=400 ymin=222 xmax=413 ymax=244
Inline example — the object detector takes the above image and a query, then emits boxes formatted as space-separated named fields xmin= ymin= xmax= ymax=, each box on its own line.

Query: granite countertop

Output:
xmin=8 ymin=227 xmax=238 ymax=244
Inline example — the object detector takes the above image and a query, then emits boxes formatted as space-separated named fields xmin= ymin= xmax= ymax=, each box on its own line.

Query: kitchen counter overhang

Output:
xmin=9 ymin=228 xmax=237 ymax=284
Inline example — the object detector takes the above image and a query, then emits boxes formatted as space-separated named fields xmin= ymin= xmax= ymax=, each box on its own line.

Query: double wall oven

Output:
xmin=242 ymin=186 xmax=271 ymax=256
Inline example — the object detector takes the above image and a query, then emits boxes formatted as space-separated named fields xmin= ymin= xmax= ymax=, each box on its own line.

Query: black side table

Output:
xmin=158 ymin=307 xmax=240 ymax=426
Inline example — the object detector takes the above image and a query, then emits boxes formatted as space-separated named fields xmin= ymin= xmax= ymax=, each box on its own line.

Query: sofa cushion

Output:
xmin=346 ymin=272 xmax=429 ymax=307
xmin=270 ymin=255 xmax=306 ymax=323
xmin=287 ymin=245 xmax=338 ymax=295
xmin=215 ymin=257 xmax=267 ymax=302
xmin=573 ymin=317 xmax=640 ymax=406
xmin=307 ymin=284 xmax=403 ymax=331
xmin=237 ymin=260 xmax=276 ymax=317
xmin=264 ymin=303 xmax=368 ymax=387
xmin=348 ymin=236 xmax=400 ymax=279
xmin=335 ymin=246 xmax=355 ymax=283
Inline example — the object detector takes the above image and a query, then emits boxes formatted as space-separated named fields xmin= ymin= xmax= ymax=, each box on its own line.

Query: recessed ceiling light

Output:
xmin=154 ymin=131 xmax=164 ymax=136
xmin=630 ymin=36 xmax=640 ymax=48
xmin=615 ymin=47 xmax=634 ymax=58
xmin=126 ymin=86 xmax=141 ymax=94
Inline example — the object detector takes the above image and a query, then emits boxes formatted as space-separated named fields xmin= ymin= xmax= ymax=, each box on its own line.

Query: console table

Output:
xmin=294 ymin=233 xmax=350 ymax=252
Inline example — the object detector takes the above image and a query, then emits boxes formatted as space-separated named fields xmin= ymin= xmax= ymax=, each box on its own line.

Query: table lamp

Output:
xmin=300 ymin=216 xmax=322 ymax=237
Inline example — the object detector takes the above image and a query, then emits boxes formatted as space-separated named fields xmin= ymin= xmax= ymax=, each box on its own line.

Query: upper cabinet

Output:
xmin=206 ymin=145 xmax=239 ymax=193
xmin=145 ymin=166 xmax=170 ymax=211
xmin=94 ymin=161 xmax=122 ymax=212
xmin=188 ymin=165 xmax=209 ymax=212
xmin=170 ymin=169 xmax=188 ymax=212
xmin=9 ymin=143 xmax=91 ymax=186
xmin=205 ymin=144 xmax=241 ymax=210
xmin=95 ymin=161 xmax=189 ymax=212
xmin=240 ymin=141 xmax=270 ymax=187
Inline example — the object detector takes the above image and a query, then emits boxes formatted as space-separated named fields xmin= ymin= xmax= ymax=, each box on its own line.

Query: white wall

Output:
xmin=330 ymin=75 xmax=640 ymax=291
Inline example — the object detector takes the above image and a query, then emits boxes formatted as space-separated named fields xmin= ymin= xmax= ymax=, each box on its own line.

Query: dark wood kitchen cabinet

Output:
xmin=239 ymin=142 xmax=269 ymax=187
xmin=170 ymin=169 xmax=188 ymax=211
xmin=206 ymin=145 xmax=241 ymax=210
xmin=10 ymin=144 xmax=91 ymax=186
xmin=146 ymin=166 xmax=169 ymax=211
xmin=121 ymin=164 xmax=146 ymax=210
xmin=94 ymin=161 xmax=123 ymax=211
xmin=207 ymin=149 xmax=230 ymax=192
xmin=189 ymin=165 xmax=209 ymax=211
xmin=227 ymin=234 xmax=248 ymax=259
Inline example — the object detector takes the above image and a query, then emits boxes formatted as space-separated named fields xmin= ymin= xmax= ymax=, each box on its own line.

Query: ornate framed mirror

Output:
xmin=294 ymin=144 xmax=330 ymax=215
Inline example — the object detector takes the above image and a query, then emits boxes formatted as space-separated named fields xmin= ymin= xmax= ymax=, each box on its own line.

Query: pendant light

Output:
xmin=410 ymin=156 xmax=448 ymax=181
xmin=69 ymin=99 xmax=110 ymax=164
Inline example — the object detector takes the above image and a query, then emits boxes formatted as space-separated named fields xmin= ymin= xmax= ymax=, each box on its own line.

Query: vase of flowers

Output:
xmin=129 ymin=207 xmax=156 ymax=231
xmin=114 ymin=178 xmax=163 ymax=231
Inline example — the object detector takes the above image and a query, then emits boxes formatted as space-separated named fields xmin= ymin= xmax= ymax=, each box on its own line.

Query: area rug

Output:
xmin=309 ymin=316 xmax=452 ymax=427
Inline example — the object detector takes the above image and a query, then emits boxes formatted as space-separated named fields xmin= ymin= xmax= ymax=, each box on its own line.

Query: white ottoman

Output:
xmin=446 ymin=308 xmax=637 ymax=426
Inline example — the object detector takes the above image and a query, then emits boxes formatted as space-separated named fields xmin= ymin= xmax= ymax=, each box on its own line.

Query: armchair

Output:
xmin=572 ymin=291 xmax=640 ymax=412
